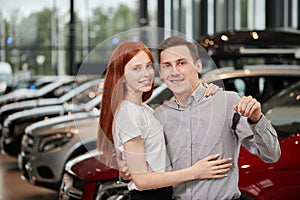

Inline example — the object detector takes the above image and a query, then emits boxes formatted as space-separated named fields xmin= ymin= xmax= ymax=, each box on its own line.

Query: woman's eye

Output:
xmin=162 ymin=64 xmax=170 ymax=69
xmin=133 ymin=66 xmax=141 ymax=71
xmin=146 ymin=64 xmax=154 ymax=69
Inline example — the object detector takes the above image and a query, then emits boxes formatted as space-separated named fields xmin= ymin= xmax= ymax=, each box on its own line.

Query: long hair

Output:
xmin=98 ymin=41 xmax=154 ymax=165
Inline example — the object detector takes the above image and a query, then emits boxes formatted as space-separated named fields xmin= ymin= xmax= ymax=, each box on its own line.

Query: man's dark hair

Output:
xmin=157 ymin=36 xmax=200 ymax=63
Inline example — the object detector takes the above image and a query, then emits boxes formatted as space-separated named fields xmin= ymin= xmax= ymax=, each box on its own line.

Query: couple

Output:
xmin=98 ymin=36 xmax=281 ymax=200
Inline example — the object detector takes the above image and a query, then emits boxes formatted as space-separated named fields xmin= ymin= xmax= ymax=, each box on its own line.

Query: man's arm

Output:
xmin=233 ymin=95 xmax=281 ymax=163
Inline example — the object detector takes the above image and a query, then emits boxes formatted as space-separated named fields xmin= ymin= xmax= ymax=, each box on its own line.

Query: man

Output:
xmin=153 ymin=36 xmax=280 ymax=199
xmin=119 ymin=36 xmax=281 ymax=199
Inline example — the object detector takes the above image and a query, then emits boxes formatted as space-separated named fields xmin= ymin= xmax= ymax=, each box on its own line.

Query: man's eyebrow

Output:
xmin=161 ymin=57 xmax=187 ymax=64
xmin=131 ymin=61 xmax=152 ymax=67
xmin=176 ymin=58 xmax=187 ymax=62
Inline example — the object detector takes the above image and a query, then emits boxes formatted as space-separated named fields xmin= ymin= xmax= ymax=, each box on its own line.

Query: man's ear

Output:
xmin=158 ymin=68 xmax=163 ymax=80
xmin=195 ymin=59 xmax=202 ymax=73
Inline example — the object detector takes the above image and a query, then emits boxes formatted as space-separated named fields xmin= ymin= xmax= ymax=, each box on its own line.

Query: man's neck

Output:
xmin=174 ymin=82 xmax=200 ymax=106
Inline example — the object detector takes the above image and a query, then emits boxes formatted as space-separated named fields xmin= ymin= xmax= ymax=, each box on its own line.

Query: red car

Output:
xmin=238 ymin=80 xmax=300 ymax=200
xmin=60 ymin=80 xmax=300 ymax=200
xmin=59 ymin=149 xmax=128 ymax=200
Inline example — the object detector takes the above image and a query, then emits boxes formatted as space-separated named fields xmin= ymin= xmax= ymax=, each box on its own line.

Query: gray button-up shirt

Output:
xmin=154 ymin=84 xmax=281 ymax=200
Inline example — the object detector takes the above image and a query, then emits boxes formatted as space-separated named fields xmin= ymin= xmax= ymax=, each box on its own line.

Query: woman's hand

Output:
xmin=191 ymin=154 xmax=232 ymax=179
xmin=116 ymin=151 xmax=132 ymax=181
xmin=202 ymin=82 xmax=223 ymax=97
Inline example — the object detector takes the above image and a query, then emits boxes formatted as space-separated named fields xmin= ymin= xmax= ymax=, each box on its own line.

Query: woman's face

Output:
xmin=124 ymin=50 xmax=155 ymax=95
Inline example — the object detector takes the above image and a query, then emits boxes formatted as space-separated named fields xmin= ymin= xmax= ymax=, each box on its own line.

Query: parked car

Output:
xmin=0 ymin=75 xmax=75 ymax=107
xmin=59 ymin=149 xmax=128 ymax=200
xmin=19 ymin=111 xmax=99 ymax=190
xmin=201 ymin=64 xmax=300 ymax=103
xmin=17 ymin=82 xmax=171 ymax=191
xmin=0 ymin=77 xmax=98 ymax=138
xmin=0 ymin=62 xmax=13 ymax=95
xmin=59 ymin=80 xmax=300 ymax=200
xmin=3 ymin=76 xmax=49 ymax=95
xmin=198 ymin=29 xmax=300 ymax=69
xmin=238 ymin=80 xmax=300 ymax=199
xmin=1 ymin=79 xmax=103 ymax=157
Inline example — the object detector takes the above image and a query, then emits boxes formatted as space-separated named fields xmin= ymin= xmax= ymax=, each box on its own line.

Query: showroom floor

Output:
xmin=0 ymin=153 xmax=58 ymax=200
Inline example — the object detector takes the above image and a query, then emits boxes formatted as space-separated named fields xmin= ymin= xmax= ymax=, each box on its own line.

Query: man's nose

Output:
xmin=170 ymin=64 xmax=180 ymax=74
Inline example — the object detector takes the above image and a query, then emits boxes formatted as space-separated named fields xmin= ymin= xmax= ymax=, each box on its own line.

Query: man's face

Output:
xmin=159 ymin=45 xmax=201 ymax=97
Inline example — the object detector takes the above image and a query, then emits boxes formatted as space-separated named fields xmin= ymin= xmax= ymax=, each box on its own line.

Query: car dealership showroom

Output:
xmin=1 ymin=0 xmax=300 ymax=200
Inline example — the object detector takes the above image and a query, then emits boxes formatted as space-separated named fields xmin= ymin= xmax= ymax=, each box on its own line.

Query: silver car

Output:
xmin=19 ymin=111 xmax=99 ymax=190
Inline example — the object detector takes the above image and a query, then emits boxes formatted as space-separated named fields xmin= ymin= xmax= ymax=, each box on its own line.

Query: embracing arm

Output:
xmin=123 ymin=136 xmax=232 ymax=190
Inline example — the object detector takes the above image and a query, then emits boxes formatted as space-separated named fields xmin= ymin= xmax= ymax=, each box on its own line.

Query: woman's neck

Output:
xmin=124 ymin=91 xmax=143 ymax=105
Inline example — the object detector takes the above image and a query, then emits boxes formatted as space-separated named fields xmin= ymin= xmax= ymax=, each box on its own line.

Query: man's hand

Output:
xmin=117 ymin=151 xmax=132 ymax=181
xmin=233 ymin=95 xmax=262 ymax=123
xmin=202 ymin=82 xmax=223 ymax=97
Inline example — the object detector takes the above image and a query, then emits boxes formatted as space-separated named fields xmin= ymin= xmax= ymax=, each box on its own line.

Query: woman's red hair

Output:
xmin=98 ymin=41 xmax=154 ymax=163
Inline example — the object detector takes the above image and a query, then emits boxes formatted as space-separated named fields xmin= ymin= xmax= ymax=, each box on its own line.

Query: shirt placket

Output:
xmin=185 ymin=105 xmax=193 ymax=200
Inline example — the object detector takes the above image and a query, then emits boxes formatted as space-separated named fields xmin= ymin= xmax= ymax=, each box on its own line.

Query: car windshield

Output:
xmin=262 ymin=80 xmax=300 ymax=138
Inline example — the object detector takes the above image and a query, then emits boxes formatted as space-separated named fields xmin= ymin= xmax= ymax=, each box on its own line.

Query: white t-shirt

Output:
xmin=113 ymin=100 xmax=172 ymax=190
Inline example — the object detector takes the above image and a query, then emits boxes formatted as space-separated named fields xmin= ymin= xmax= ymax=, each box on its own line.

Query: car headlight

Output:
xmin=39 ymin=131 xmax=74 ymax=152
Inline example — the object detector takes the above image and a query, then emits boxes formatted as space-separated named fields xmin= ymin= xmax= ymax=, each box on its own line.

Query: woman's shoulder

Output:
xmin=117 ymin=100 xmax=143 ymax=117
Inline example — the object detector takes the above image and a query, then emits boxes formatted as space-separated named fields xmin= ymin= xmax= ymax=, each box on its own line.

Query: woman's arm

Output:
xmin=123 ymin=136 xmax=232 ymax=190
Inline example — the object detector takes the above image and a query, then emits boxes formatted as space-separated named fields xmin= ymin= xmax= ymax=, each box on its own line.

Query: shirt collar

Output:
xmin=171 ymin=82 xmax=207 ymax=109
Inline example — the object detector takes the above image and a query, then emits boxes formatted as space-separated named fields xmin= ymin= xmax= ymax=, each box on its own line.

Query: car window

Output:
xmin=221 ymin=76 xmax=299 ymax=102
xmin=147 ymin=87 xmax=173 ymax=109
xmin=262 ymin=81 xmax=300 ymax=138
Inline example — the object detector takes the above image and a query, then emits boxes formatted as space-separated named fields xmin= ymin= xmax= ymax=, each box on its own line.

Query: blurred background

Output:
xmin=0 ymin=1 xmax=300 ymax=200
xmin=1 ymin=0 xmax=299 ymax=79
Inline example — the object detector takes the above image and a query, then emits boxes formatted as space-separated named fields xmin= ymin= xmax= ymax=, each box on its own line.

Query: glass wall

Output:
xmin=0 ymin=0 xmax=298 ymax=77
xmin=0 ymin=0 xmax=139 ymax=77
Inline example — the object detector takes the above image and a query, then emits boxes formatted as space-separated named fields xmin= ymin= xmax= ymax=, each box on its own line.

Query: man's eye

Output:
xmin=178 ymin=61 xmax=187 ymax=66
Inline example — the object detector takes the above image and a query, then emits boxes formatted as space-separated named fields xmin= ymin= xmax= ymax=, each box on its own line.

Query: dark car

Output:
xmin=201 ymin=64 xmax=300 ymax=103
xmin=19 ymin=111 xmax=99 ymax=190
xmin=0 ymin=77 xmax=98 ymax=138
xmin=0 ymin=76 xmax=95 ymax=131
xmin=198 ymin=29 xmax=300 ymax=69
xmin=59 ymin=80 xmax=300 ymax=200
xmin=1 ymin=79 xmax=103 ymax=157
xmin=0 ymin=75 xmax=76 ymax=135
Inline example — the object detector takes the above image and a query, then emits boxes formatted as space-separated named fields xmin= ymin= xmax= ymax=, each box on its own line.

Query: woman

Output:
xmin=98 ymin=41 xmax=232 ymax=200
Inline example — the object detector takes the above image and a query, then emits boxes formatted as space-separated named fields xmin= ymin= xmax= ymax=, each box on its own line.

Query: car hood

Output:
xmin=265 ymin=105 xmax=300 ymax=126
xmin=0 ymin=88 xmax=36 ymax=103
xmin=239 ymin=105 xmax=300 ymax=171
xmin=65 ymin=149 xmax=119 ymax=181
xmin=0 ymin=98 xmax=59 ymax=113
xmin=4 ymin=105 xmax=67 ymax=126
xmin=26 ymin=111 xmax=99 ymax=138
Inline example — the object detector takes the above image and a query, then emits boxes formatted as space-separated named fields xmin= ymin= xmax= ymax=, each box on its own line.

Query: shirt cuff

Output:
xmin=250 ymin=115 xmax=273 ymax=135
